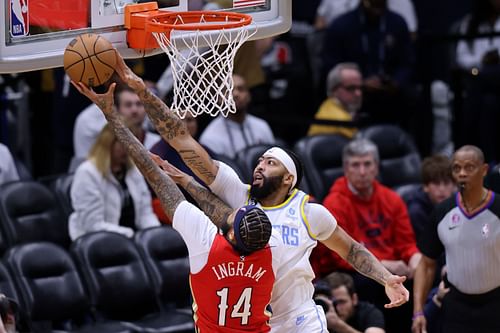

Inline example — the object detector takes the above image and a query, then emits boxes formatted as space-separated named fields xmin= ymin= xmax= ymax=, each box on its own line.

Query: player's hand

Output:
xmin=114 ymin=50 xmax=146 ymax=92
xmin=411 ymin=314 xmax=427 ymax=333
xmin=71 ymin=81 xmax=116 ymax=115
xmin=384 ymin=275 xmax=409 ymax=308
xmin=150 ymin=153 xmax=191 ymax=187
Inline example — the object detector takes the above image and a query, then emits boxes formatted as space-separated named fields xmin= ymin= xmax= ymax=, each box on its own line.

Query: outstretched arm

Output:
xmin=114 ymin=52 xmax=219 ymax=185
xmin=150 ymin=154 xmax=232 ymax=229
xmin=71 ymin=81 xmax=184 ymax=219
xmin=322 ymin=226 xmax=410 ymax=308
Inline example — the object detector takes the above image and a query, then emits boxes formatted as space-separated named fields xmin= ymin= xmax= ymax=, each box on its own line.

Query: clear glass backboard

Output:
xmin=1 ymin=0 xmax=291 ymax=73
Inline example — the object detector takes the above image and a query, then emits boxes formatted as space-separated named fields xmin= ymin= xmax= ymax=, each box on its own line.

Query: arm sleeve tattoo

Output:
xmin=136 ymin=88 xmax=187 ymax=141
xmin=184 ymin=178 xmax=232 ymax=228
xmin=105 ymin=111 xmax=184 ymax=219
xmin=346 ymin=242 xmax=390 ymax=285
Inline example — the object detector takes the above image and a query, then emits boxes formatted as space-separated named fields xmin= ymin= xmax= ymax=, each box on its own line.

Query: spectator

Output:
xmin=421 ymin=266 xmax=450 ymax=333
xmin=456 ymin=0 xmax=500 ymax=70
xmin=308 ymin=62 xmax=362 ymax=138
xmin=316 ymin=272 xmax=386 ymax=333
xmin=199 ymin=74 xmax=275 ymax=158
xmin=412 ymin=145 xmax=500 ymax=333
xmin=73 ymin=85 xmax=159 ymax=160
xmin=406 ymin=155 xmax=455 ymax=245
xmin=69 ymin=123 xmax=160 ymax=240
xmin=315 ymin=0 xmax=418 ymax=35
xmin=455 ymin=0 xmax=500 ymax=162
xmin=321 ymin=0 xmax=416 ymax=128
xmin=0 ymin=143 xmax=19 ymax=185
xmin=313 ymin=138 xmax=421 ymax=332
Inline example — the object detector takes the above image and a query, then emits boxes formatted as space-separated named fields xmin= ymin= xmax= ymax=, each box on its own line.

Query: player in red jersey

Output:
xmin=72 ymin=80 xmax=281 ymax=332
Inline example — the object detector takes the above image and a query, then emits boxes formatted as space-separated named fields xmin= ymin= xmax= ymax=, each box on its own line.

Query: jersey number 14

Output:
xmin=217 ymin=287 xmax=253 ymax=326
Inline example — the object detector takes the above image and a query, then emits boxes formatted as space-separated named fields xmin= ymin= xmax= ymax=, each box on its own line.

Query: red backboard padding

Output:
xmin=29 ymin=0 xmax=90 ymax=30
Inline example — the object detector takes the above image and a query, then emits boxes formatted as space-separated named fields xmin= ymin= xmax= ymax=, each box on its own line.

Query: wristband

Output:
xmin=412 ymin=311 xmax=424 ymax=320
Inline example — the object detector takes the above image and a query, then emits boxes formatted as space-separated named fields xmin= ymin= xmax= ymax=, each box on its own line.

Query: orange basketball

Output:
xmin=63 ymin=33 xmax=116 ymax=87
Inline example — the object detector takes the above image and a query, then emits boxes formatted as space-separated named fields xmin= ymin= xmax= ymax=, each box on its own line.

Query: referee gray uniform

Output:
xmin=419 ymin=191 xmax=500 ymax=333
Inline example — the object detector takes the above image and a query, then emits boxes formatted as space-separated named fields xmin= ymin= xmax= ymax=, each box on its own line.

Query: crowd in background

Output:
xmin=1 ymin=0 xmax=500 ymax=332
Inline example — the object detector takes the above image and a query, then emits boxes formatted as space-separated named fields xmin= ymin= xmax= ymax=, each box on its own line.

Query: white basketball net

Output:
xmin=152 ymin=14 xmax=256 ymax=119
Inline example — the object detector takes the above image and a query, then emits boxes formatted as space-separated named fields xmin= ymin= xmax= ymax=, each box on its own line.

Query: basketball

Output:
xmin=63 ymin=33 xmax=116 ymax=87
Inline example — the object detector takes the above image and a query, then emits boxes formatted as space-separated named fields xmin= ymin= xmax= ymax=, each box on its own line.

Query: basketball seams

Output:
xmin=94 ymin=50 xmax=117 ymax=71
xmin=64 ymin=33 xmax=116 ymax=87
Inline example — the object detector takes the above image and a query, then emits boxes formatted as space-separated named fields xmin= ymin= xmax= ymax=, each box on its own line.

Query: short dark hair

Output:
xmin=421 ymin=155 xmax=453 ymax=185
xmin=113 ymin=85 xmax=137 ymax=107
xmin=324 ymin=272 xmax=356 ymax=296
xmin=233 ymin=206 xmax=272 ymax=255
xmin=454 ymin=145 xmax=485 ymax=164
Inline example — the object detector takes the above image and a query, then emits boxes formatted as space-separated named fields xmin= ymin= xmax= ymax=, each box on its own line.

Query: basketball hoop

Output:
xmin=127 ymin=6 xmax=255 ymax=118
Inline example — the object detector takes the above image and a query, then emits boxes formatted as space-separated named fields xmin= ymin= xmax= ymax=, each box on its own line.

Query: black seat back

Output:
xmin=0 ymin=181 xmax=70 ymax=248
xmin=135 ymin=227 xmax=191 ymax=310
xmin=4 ymin=242 xmax=88 ymax=323
xmin=71 ymin=232 xmax=159 ymax=321
xmin=357 ymin=125 xmax=421 ymax=188
xmin=294 ymin=134 xmax=350 ymax=201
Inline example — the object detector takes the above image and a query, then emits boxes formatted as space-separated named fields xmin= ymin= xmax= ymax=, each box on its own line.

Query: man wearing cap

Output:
xmin=112 ymin=53 xmax=410 ymax=333
xmin=72 ymin=81 xmax=286 ymax=332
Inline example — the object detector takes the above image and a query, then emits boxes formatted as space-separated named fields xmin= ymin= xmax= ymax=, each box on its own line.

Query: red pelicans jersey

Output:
xmin=191 ymin=234 xmax=274 ymax=332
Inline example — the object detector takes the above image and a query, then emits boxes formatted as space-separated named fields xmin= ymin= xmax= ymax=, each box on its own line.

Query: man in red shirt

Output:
xmin=312 ymin=138 xmax=421 ymax=332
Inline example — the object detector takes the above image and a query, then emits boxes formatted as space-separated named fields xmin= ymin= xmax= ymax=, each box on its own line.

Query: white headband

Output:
xmin=263 ymin=147 xmax=298 ymax=189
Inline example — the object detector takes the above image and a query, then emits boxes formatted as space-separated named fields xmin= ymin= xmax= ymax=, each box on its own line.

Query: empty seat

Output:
xmin=134 ymin=226 xmax=191 ymax=312
xmin=294 ymin=134 xmax=350 ymax=201
xmin=71 ymin=232 xmax=194 ymax=333
xmin=4 ymin=242 xmax=131 ymax=332
xmin=357 ymin=125 xmax=421 ymax=188
xmin=0 ymin=180 xmax=70 ymax=249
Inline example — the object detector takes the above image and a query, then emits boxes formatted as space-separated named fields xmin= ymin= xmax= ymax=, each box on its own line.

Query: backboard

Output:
xmin=0 ymin=0 xmax=291 ymax=74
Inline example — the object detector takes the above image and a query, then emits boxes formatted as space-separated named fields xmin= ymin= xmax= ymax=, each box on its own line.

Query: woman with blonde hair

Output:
xmin=69 ymin=123 xmax=160 ymax=240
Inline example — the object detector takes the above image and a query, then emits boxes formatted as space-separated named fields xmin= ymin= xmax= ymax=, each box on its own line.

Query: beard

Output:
xmin=250 ymin=174 xmax=283 ymax=200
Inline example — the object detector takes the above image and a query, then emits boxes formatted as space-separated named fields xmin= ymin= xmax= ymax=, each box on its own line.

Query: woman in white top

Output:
xmin=69 ymin=123 xmax=160 ymax=240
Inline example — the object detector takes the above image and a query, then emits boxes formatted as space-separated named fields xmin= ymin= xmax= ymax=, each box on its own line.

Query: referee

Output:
xmin=412 ymin=145 xmax=500 ymax=333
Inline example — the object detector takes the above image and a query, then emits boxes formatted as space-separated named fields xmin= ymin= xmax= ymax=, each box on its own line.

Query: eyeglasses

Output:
xmin=121 ymin=101 xmax=144 ymax=108
xmin=339 ymin=85 xmax=363 ymax=92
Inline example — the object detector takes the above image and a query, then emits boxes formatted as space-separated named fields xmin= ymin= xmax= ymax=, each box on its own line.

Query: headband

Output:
xmin=263 ymin=147 xmax=298 ymax=189
xmin=232 ymin=205 xmax=259 ymax=254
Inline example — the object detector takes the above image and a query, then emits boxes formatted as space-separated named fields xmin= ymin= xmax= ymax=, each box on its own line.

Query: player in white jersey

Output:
xmin=113 ymin=52 xmax=410 ymax=333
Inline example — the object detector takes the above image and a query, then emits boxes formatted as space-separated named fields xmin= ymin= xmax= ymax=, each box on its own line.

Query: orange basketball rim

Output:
xmin=125 ymin=2 xmax=252 ymax=50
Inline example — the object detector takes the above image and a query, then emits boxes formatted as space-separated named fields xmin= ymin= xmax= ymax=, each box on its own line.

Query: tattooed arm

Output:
xmin=71 ymin=82 xmax=185 ymax=220
xmin=114 ymin=52 xmax=219 ymax=185
xmin=322 ymin=225 xmax=410 ymax=308
xmin=150 ymin=154 xmax=232 ymax=229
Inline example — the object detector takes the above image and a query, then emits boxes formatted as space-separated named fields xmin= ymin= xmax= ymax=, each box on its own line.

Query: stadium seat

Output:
xmin=0 ymin=180 xmax=70 ymax=249
xmin=357 ymin=125 xmax=422 ymax=188
xmin=294 ymin=134 xmax=350 ymax=201
xmin=4 ymin=242 xmax=132 ymax=332
xmin=51 ymin=173 xmax=75 ymax=218
xmin=486 ymin=163 xmax=500 ymax=193
xmin=71 ymin=232 xmax=194 ymax=333
xmin=134 ymin=226 xmax=191 ymax=312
